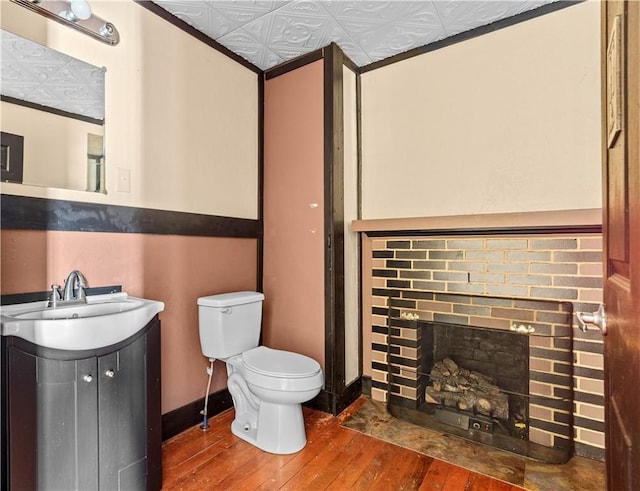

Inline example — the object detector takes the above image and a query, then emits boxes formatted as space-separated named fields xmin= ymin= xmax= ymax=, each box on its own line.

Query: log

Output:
xmin=427 ymin=358 xmax=509 ymax=420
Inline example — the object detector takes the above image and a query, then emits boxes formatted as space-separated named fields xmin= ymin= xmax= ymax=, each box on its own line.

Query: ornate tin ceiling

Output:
xmin=152 ymin=0 xmax=557 ymax=70
xmin=1 ymin=30 xmax=105 ymax=120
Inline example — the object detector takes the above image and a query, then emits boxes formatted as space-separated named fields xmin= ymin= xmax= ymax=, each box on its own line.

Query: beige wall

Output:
xmin=1 ymin=230 xmax=258 ymax=414
xmin=1 ymin=0 xmax=260 ymax=414
xmin=343 ymin=65 xmax=360 ymax=385
xmin=1 ymin=0 xmax=258 ymax=219
xmin=360 ymin=1 xmax=601 ymax=220
xmin=1 ymin=103 xmax=103 ymax=191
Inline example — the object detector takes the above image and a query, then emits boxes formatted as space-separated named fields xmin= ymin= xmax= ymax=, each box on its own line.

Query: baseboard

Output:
xmin=361 ymin=376 xmax=372 ymax=396
xmin=574 ymin=442 xmax=605 ymax=462
xmin=162 ymin=389 xmax=233 ymax=441
xmin=305 ymin=377 xmax=363 ymax=416
xmin=335 ymin=378 xmax=362 ymax=414
xmin=305 ymin=388 xmax=334 ymax=414
xmin=164 ymin=378 xmax=367 ymax=440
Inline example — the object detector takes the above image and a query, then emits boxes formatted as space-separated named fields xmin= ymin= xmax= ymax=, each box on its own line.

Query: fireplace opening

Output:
xmin=426 ymin=323 xmax=528 ymax=438
xmin=384 ymin=295 xmax=573 ymax=464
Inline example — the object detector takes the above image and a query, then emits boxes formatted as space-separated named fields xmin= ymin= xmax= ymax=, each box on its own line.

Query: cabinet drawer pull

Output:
xmin=105 ymin=369 xmax=115 ymax=378
xmin=83 ymin=374 xmax=93 ymax=383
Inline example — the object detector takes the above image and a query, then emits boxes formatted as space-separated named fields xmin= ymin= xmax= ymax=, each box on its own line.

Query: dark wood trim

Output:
xmin=257 ymin=73 xmax=265 ymax=292
xmin=305 ymin=378 xmax=362 ymax=416
xmin=323 ymin=43 xmax=346 ymax=402
xmin=575 ymin=442 xmax=606 ymax=462
xmin=264 ymin=45 xmax=359 ymax=81
xmin=355 ymin=63 xmax=364 ymax=385
xmin=342 ymin=55 xmax=359 ymax=74
xmin=304 ymin=388 xmax=334 ymax=414
xmin=364 ymin=225 xmax=603 ymax=238
xmin=330 ymin=43 xmax=346 ymax=401
xmin=161 ymin=388 xmax=233 ymax=441
xmin=1 ymin=95 xmax=105 ymax=126
xmin=1 ymin=195 xmax=261 ymax=238
xmin=133 ymin=1 xmax=261 ymax=75
xmin=361 ymin=375 xmax=372 ymax=396
xmin=335 ymin=377 xmax=362 ymax=414
xmin=265 ymin=49 xmax=324 ymax=80
xmin=323 ymin=45 xmax=335 ymax=396
xmin=355 ymin=71 xmax=363 ymax=222
xmin=359 ymin=0 xmax=584 ymax=73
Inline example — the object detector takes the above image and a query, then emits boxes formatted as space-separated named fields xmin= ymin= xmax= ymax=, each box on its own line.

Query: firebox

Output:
xmin=384 ymin=294 xmax=574 ymax=464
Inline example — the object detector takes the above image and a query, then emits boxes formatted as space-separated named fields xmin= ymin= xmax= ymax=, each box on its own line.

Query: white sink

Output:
xmin=1 ymin=292 xmax=164 ymax=351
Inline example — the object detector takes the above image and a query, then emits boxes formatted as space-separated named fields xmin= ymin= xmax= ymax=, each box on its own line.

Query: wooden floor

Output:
xmin=162 ymin=398 xmax=525 ymax=490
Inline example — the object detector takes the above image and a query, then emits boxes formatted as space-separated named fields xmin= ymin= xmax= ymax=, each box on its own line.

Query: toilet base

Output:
xmin=231 ymin=401 xmax=306 ymax=455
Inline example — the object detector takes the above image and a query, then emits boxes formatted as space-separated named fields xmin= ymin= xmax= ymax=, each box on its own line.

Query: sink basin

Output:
xmin=1 ymin=293 xmax=164 ymax=351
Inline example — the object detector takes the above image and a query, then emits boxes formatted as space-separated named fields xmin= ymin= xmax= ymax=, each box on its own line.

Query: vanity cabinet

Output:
xmin=1 ymin=317 xmax=161 ymax=490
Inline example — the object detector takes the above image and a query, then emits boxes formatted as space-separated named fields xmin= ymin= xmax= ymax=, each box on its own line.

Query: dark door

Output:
xmin=98 ymin=332 xmax=148 ymax=490
xmin=5 ymin=346 xmax=99 ymax=490
xmin=602 ymin=1 xmax=640 ymax=489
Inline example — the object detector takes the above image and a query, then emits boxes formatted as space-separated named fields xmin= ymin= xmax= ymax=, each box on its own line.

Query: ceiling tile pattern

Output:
xmin=153 ymin=0 xmax=556 ymax=70
xmin=1 ymin=30 xmax=105 ymax=120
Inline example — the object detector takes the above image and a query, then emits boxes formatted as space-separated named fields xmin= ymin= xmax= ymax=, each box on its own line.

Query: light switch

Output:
xmin=117 ymin=167 xmax=130 ymax=193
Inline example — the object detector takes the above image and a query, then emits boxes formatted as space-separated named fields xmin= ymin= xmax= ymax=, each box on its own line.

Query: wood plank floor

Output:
xmin=162 ymin=397 xmax=525 ymax=490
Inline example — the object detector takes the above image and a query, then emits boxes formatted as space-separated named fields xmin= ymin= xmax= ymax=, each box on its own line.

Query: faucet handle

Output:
xmin=49 ymin=284 xmax=61 ymax=308
xmin=51 ymin=284 xmax=61 ymax=298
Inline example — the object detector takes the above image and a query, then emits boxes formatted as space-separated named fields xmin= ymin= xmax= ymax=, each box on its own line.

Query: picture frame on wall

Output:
xmin=606 ymin=15 xmax=623 ymax=148
xmin=1 ymin=131 xmax=24 ymax=184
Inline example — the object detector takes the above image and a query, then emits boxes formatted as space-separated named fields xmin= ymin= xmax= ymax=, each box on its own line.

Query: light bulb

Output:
xmin=70 ymin=0 xmax=92 ymax=20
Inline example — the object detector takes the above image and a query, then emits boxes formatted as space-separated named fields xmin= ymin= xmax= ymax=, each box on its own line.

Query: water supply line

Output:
xmin=200 ymin=359 xmax=215 ymax=430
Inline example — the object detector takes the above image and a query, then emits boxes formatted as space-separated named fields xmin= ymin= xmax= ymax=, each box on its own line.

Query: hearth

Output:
xmin=384 ymin=294 xmax=573 ymax=464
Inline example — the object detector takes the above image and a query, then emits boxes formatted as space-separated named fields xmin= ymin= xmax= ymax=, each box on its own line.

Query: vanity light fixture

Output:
xmin=9 ymin=0 xmax=120 ymax=45
xmin=61 ymin=0 xmax=92 ymax=22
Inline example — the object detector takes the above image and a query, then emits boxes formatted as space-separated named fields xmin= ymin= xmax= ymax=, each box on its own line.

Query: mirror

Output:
xmin=1 ymin=29 xmax=106 ymax=193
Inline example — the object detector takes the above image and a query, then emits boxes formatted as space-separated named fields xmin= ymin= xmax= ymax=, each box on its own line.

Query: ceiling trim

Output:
xmin=360 ymin=0 xmax=584 ymax=73
xmin=265 ymin=48 xmax=324 ymax=80
xmin=134 ymin=0 xmax=262 ymax=75
xmin=1 ymin=95 xmax=104 ymax=126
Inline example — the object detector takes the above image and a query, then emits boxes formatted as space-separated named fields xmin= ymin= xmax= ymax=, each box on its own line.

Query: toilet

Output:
xmin=197 ymin=291 xmax=324 ymax=454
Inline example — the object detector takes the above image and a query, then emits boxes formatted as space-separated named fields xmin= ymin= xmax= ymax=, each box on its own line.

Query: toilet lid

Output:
xmin=242 ymin=346 xmax=321 ymax=378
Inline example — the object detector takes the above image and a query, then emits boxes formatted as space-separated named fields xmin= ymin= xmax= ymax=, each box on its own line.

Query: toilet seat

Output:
xmin=243 ymin=346 xmax=320 ymax=378
xmin=241 ymin=346 xmax=323 ymax=392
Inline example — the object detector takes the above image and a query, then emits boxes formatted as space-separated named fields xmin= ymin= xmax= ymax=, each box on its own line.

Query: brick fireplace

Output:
xmin=382 ymin=296 xmax=574 ymax=463
xmin=366 ymin=233 xmax=605 ymax=461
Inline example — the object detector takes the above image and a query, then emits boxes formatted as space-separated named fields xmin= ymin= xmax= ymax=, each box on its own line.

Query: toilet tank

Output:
xmin=197 ymin=291 xmax=265 ymax=359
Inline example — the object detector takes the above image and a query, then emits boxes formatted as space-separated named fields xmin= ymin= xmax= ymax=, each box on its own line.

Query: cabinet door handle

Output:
xmin=105 ymin=369 xmax=115 ymax=378
xmin=83 ymin=374 xmax=93 ymax=383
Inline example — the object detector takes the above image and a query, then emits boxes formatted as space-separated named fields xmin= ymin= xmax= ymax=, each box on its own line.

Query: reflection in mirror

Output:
xmin=0 ymin=29 xmax=106 ymax=193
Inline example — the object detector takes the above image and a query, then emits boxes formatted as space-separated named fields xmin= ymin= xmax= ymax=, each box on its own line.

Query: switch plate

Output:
xmin=117 ymin=167 xmax=130 ymax=193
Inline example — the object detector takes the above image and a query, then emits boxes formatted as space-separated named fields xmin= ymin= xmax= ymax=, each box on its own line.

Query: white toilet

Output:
xmin=197 ymin=291 xmax=324 ymax=454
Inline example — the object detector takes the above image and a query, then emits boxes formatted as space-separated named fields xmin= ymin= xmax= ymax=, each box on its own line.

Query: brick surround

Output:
xmin=368 ymin=234 xmax=605 ymax=461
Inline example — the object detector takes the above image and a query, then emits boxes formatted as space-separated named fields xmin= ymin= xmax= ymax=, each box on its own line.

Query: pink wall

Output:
xmin=263 ymin=60 xmax=326 ymax=367
xmin=1 ymin=229 xmax=258 ymax=414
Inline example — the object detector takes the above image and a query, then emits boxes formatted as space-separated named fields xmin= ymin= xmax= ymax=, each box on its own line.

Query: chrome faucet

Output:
xmin=62 ymin=270 xmax=88 ymax=303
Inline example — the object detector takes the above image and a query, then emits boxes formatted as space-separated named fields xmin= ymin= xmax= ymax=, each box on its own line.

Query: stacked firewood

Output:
xmin=425 ymin=357 xmax=509 ymax=420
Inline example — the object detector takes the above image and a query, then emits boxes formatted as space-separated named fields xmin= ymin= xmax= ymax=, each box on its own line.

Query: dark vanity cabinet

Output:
xmin=1 ymin=317 xmax=162 ymax=490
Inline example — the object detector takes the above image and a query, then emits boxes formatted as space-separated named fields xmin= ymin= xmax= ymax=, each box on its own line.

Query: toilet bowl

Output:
xmin=197 ymin=292 xmax=324 ymax=454
xmin=226 ymin=346 xmax=323 ymax=454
